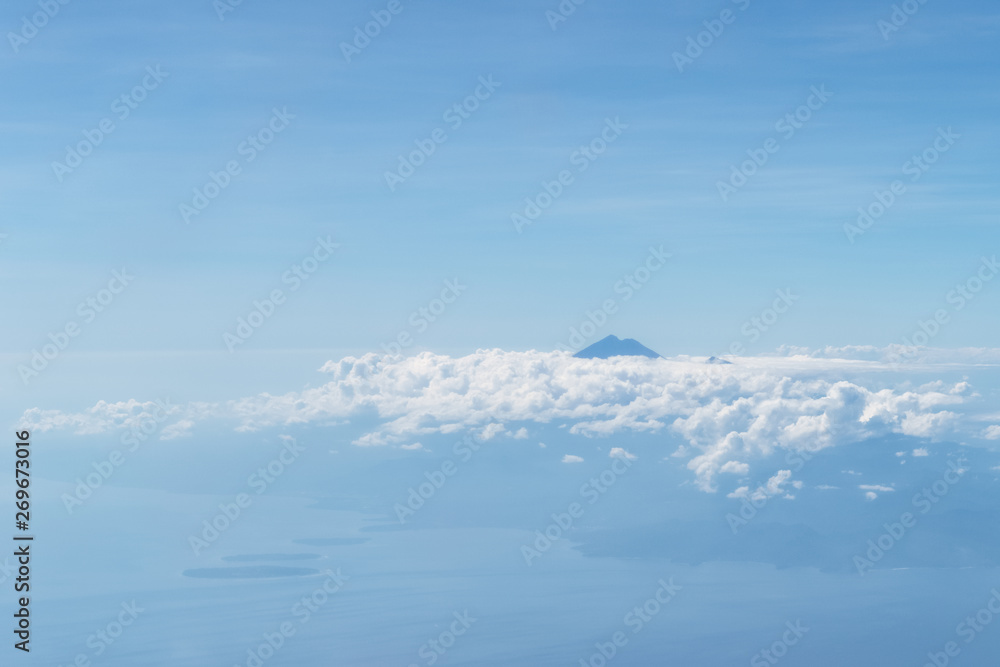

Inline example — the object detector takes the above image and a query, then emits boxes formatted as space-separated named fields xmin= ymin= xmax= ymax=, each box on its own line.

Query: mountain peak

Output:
xmin=706 ymin=356 xmax=733 ymax=365
xmin=573 ymin=335 xmax=662 ymax=359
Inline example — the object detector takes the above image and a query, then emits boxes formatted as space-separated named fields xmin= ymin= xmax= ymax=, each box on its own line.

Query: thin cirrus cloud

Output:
xmin=18 ymin=348 xmax=980 ymax=491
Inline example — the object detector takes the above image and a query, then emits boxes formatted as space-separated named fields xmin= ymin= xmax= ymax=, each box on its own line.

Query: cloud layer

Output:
xmin=20 ymin=349 xmax=979 ymax=491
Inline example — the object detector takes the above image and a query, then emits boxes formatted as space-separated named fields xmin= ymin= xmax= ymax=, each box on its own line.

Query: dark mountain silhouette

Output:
xmin=573 ymin=335 xmax=661 ymax=359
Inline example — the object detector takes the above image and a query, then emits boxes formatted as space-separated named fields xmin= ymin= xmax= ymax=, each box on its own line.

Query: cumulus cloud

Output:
xmin=562 ymin=455 xmax=584 ymax=463
xmin=20 ymin=398 xmax=178 ymax=439
xmin=609 ymin=447 xmax=637 ymax=461
xmin=865 ymin=491 xmax=879 ymax=501
xmin=984 ymin=425 xmax=1000 ymax=440
xmin=727 ymin=470 xmax=798 ymax=501
xmin=912 ymin=448 xmax=930 ymax=457
xmin=860 ymin=484 xmax=895 ymax=493
xmin=18 ymin=350 xmax=976 ymax=492
xmin=720 ymin=461 xmax=750 ymax=475
xmin=479 ymin=422 xmax=506 ymax=441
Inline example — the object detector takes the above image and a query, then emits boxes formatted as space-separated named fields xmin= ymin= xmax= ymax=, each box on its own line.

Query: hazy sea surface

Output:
xmin=31 ymin=486 xmax=1000 ymax=666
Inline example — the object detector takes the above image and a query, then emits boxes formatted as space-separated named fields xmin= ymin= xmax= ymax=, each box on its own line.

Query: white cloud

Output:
xmin=899 ymin=411 xmax=958 ymax=438
xmin=562 ymin=454 xmax=584 ymax=463
xmin=609 ymin=447 xmax=637 ymax=461
xmin=984 ymin=425 xmax=1000 ymax=440
xmin=20 ymin=398 xmax=179 ymax=439
xmin=865 ymin=491 xmax=878 ymax=501
xmin=511 ymin=427 xmax=529 ymax=439
xmin=401 ymin=443 xmax=425 ymax=451
xmin=720 ymin=461 xmax=750 ymax=475
xmin=816 ymin=484 xmax=839 ymax=490
xmin=160 ymin=419 xmax=194 ymax=441
xmin=728 ymin=470 xmax=795 ymax=502
xmin=19 ymin=350 xmax=977 ymax=492
xmin=480 ymin=422 xmax=506 ymax=441
xmin=763 ymin=471 xmax=793 ymax=495
xmin=776 ymin=345 xmax=1000 ymax=366
xmin=860 ymin=484 xmax=895 ymax=493
xmin=912 ymin=448 xmax=929 ymax=457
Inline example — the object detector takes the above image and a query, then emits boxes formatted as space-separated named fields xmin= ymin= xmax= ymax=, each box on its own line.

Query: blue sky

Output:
xmin=2 ymin=0 xmax=998 ymax=398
